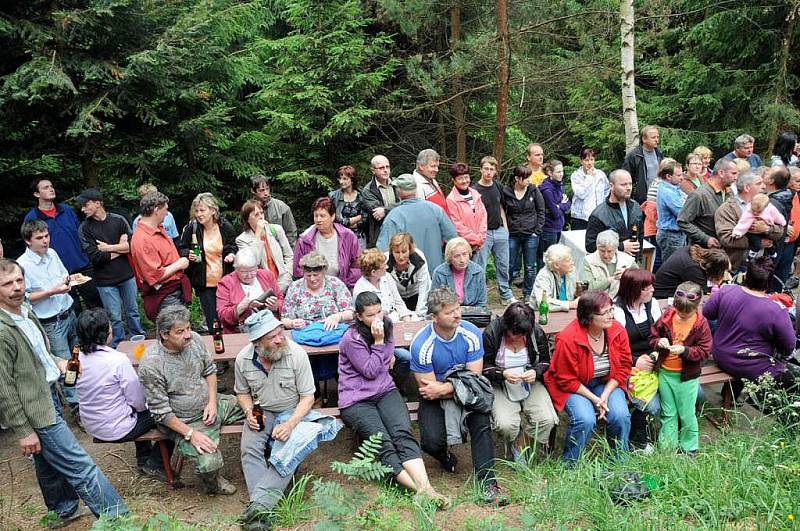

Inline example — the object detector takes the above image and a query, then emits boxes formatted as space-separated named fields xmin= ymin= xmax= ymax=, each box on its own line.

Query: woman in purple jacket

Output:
xmin=702 ymin=257 xmax=798 ymax=395
xmin=292 ymin=197 xmax=361 ymax=289
xmin=338 ymin=292 xmax=447 ymax=506
xmin=538 ymin=160 xmax=572 ymax=270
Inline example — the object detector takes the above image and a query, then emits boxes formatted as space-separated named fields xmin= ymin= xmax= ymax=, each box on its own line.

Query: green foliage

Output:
xmin=330 ymin=432 xmax=393 ymax=481
xmin=271 ymin=473 xmax=315 ymax=527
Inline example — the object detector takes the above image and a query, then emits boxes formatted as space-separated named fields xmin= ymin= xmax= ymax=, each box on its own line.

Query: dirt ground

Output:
xmin=0 ymin=280 xmax=754 ymax=530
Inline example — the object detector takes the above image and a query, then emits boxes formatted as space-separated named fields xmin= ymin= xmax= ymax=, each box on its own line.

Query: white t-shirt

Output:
xmin=315 ymin=231 xmax=340 ymax=278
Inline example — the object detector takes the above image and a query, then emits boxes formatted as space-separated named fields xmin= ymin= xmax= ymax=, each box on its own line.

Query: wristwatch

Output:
xmin=184 ymin=428 xmax=194 ymax=441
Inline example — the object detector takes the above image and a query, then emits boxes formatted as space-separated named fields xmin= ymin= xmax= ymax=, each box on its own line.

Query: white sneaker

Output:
xmin=501 ymin=297 xmax=519 ymax=306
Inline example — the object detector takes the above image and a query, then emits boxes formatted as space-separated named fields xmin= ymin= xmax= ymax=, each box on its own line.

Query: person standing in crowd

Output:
xmin=132 ymin=183 xmax=179 ymax=239
xmin=235 ymin=310 xmax=340 ymax=531
xmin=715 ymin=171 xmax=781 ymax=272
xmin=236 ymin=199 xmax=293 ymax=293
xmin=431 ymin=238 xmax=488 ymax=308
xmin=180 ymin=193 xmax=238 ymax=336
xmin=0 ymin=259 xmax=129 ymax=527
xmin=569 ymin=148 xmax=610 ymax=230
xmin=329 ymin=165 xmax=367 ymax=247
xmin=544 ymin=291 xmax=632 ymax=466
xmin=692 ymin=146 xmax=713 ymax=182
xmin=376 ymin=174 xmax=457 ymax=274
xmin=581 ymin=230 xmax=636 ymax=298
xmin=24 ymin=178 xmax=102 ymax=310
xmin=250 ymin=173 xmax=298 ymax=247
xmin=413 ymin=149 xmax=449 ymax=214
xmin=73 ymin=308 xmax=168 ymax=478
xmin=681 ymin=153 xmax=707 ymax=195
xmin=649 ymin=282 xmax=711 ymax=455
xmin=138 ymin=305 xmax=244 ymax=496
xmin=474 ymin=156 xmax=516 ymax=304
xmin=215 ymin=248 xmax=283 ymax=334
xmin=446 ymin=162 xmax=487 ymax=262
xmin=656 ymin=159 xmax=688 ymax=263
xmin=129 ymin=192 xmax=190 ymax=321
xmin=339 ymin=292 xmax=448 ymax=506
xmin=76 ymin=188 xmax=145 ymax=347
xmin=771 ymin=132 xmax=799 ymax=167
xmin=17 ymin=220 xmax=80 ymax=417
xmin=622 ymin=125 xmax=663 ymax=204
xmin=482 ymin=302 xmax=558 ymax=460
xmin=538 ymin=160 xmax=572 ymax=268
xmin=764 ymin=166 xmax=795 ymax=283
xmin=410 ymin=288 xmax=506 ymax=505
xmin=678 ymin=158 xmax=739 ymax=248
xmin=525 ymin=143 xmax=546 ymax=186
xmin=723 ymin=134 xmax=763 ymax=168
xmin=503 ymin=165 xmax=545 ymax=301
xmin=385 ymin=232 xmax=432 ymax=317
xmin=361 ymin=155 xmax=397 ymax=248
xmin=293 ymin=197 xmax=361 ymax=290
xmin=585 ymin=169 xmax=643 ymax=255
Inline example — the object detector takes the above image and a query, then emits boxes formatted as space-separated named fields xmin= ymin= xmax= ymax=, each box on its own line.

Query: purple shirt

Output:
xmin=337 ymin=326 xmax=396 ymax=409
xmin=76 ymin=345 xmax=148 ymax=441
xmin=702 ymin=285 xmax=795 ymax=379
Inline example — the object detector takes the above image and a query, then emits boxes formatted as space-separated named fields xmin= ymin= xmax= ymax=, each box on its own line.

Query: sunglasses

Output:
xmin=675 ymin=289 xmax=701 ymax=301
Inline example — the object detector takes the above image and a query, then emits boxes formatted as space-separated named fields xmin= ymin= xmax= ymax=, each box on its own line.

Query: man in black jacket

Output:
xmin=585 ymin=169 xmax=643 ymax=256
xmin=360 ymin=155 xmax=397 ymax=247
xmin=622 ymin=126 xmax=664 ymax=205
xmin=765 ymin=166 xmax=794 ymax=282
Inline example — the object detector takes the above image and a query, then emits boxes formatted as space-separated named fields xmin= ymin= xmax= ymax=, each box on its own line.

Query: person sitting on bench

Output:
xmin=138 ymin=305 xmax=244 ymax=496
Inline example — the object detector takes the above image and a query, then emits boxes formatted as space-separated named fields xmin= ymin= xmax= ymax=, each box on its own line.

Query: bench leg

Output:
xmin=158 ymin=440 xmax=175 ymax=490
xmin=720 ymin=381 xmax=734 ymax=425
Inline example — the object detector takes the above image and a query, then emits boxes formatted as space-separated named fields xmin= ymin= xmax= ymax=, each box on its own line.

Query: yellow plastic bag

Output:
xmin=628 ymin=368 xmax=659 ymax=405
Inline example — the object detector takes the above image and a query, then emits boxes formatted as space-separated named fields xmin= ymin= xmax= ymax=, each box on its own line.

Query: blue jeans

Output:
xmin=509 ymin=233 xmax=539 ymax=298
xmin=34 ymin=387 xmax=129 ymax=519
xmin=475 ymin=227 xmax=513 ymax=300
xmin=97 ymin=277 xmax=145 ymax=347
xmin=775 ymin=240 xmax=796 ymax=284
xmin=538 ymin=231 xmax=560 ymax=272
xmin=656 ymin=230 xmax=686 ymax=265
xmin=563 ymin=380 xmax=630 ymax=465
xmin=41 ymin=310 xmax=79 ymax=411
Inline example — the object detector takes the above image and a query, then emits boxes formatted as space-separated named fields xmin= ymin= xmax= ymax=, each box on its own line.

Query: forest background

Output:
xmin=1 ymin=0 xmax=799 ymax=254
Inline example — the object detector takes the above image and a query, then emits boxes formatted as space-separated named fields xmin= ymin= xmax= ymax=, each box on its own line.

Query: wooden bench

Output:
xmin=95 ymin=403 xmax=419 ymax=490
xmin=698 ymin=362 xmax=736 ymax=428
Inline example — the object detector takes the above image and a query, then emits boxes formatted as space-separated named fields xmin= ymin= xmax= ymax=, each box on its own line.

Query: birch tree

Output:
xmin=620 ymin=0 xmax=639 ymax=151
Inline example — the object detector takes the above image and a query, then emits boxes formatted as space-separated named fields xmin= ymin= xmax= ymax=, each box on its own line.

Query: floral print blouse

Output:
xmin=283 ymin=275 xmax=352 ymax=328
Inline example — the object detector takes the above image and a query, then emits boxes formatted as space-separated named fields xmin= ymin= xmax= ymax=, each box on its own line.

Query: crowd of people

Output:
xmin=2 ymin=132 xmax=800 ymax=529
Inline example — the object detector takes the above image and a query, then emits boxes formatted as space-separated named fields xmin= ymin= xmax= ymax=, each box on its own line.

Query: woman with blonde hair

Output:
xmin=692 ymin=146 xmax=713 ymax=181
xmin=353 ymin=248 xmax=415 ymax=322
xmin=180 ymin=192 xmax=238 ymax=333
xmin=385 ymin=232 xmax=431 ymax=317
xmin=531 ymin=244 xmax=579 ymax=311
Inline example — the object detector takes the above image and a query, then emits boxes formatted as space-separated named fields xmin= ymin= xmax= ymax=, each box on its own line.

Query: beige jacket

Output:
xmin=581 ymin=250 xmax=636 ymax=298
xmin=236 ymin=225 xmax=293 ymax=292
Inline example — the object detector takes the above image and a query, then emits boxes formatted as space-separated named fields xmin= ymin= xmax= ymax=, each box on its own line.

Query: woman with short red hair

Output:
xmin=293 ymin=197 xmax=362 ymax=289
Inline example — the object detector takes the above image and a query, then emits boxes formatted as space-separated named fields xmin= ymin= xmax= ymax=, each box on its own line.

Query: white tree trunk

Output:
xmin=620 ymin=0 xmax=639 ymax=152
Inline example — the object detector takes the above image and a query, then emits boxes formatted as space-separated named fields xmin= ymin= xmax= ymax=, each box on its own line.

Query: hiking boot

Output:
xmin=201 ymin=472 xmax=237 ymax=495
xmin=440 ymin=451 xmax=458 ymax=473
xmin=482 ymin=481 xmax=509 ymax=506
xmin=139 ymin=465 xmax=168 ymax=481
xmin=240 ymin=501 xmax=273 ymax=529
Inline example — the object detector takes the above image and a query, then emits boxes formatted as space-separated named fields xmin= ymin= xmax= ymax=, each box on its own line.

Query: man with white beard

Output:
xmin=235 ymin=310 xmax=340 ymax=531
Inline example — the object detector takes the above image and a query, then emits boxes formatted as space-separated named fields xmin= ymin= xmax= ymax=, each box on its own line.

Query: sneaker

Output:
xmin=786 ymin=276 xmax=800 ymax=290
xmin=441 ymin=451 xmax=458 ymax=473
xmin=501 ymin=297 xmax=519 ymax=306
xmin=139 ymin=465 xmax=168 ymax=481
xmin=47 ymin=507 xmax=91 ymax=529
xmin=482 ymin=481 xmax=509 ymax=506
xmin=240 ymin=501 xmax=273 ymax=529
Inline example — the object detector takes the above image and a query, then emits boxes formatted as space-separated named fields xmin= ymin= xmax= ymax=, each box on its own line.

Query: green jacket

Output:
xmin=0 ymin=304 xmax=60 ymax=439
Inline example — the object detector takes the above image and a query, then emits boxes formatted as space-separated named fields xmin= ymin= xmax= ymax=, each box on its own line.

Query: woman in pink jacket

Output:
xmin=446 ymin=162 xmax=488 ymax=257
xmin=216 ymin=248 xmax=284 ymax=334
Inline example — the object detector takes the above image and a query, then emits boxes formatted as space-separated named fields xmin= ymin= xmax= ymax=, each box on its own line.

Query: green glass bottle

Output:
xmin=538 ymin=290 xmax=549 ymax=326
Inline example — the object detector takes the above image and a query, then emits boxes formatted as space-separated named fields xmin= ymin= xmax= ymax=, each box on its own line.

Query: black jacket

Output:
xmin=179 ymin=218 xmax=238 ymax=288
xmin=585 ymin=197 xmax=644 ymax=253
xmin=622 ymin=144 xmax=664 ymax=204
xmin=502 ymin=184 xmax=545 ymax=237
xmin=769 ymin=188 xmax=794 ymax=240
xmin=443 ymin=366 xmax=494 ymax=413
xmin=360 ymin=178 xmax=397 ymax=247
xmin=482 ymin=317 xmax=551 ymax=385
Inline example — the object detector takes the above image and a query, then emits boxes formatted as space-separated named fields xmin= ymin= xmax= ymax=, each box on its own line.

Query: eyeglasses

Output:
xmin=593 ymin=308 xmax=614 ymax=317
xmin=675 ymin=290 xmax=701 ymax=301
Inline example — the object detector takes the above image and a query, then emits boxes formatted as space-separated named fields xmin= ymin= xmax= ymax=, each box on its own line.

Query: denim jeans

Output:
xmin=538 ymin=231 xmax=560 ymax=271
xmin=34 ymin=387 xmax=129 ymax=519
xmin=97 ymin=277 xmax=145 ymax=347
xmin=475 ymin=227 xmax=513 ymax=300
xmin=41 ymin=310 xmax=79 ymax=411
xmin=655 ymin=230 xmax=686 ymax=265
xmin=509 ymin=233 xmax=539 ymax=299
xmin=562 ymin=380 xmax=630 ymax=465
xmin=775 ymin=240 xmax=796 ymax=284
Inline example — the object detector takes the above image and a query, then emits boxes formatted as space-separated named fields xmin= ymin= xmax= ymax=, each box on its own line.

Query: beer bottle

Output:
xmin=191 ymin=233 xmax=202 ymax=263
xmin=252 ymin=400 xmax=265 ymax=432
xmin=212 ymin=319 xmax=225 ymax=354
xmin=64 ymin=345 xmax=80 ymax=387
xmin=538 ymin=290 xmax=549 ymax=326
xmin=629 ymin=224 xmax=641 ymax=262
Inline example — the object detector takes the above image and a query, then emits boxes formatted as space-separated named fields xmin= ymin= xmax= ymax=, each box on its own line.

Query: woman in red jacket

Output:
xmin=216 ymin=248 xmax=283 ymax=334
xmin=544 ymin=291 xmax=632 ymax=465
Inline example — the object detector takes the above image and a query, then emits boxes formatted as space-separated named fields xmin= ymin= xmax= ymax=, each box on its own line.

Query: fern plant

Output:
xmin=330 ymin=432 xmax=392 ymax=481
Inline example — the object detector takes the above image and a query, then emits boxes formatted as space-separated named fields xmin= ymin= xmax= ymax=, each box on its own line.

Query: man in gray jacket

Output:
xmin=251 ymin=174 xmax=298 ymax=247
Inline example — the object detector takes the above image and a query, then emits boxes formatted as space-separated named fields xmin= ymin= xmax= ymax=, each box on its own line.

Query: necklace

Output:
xmin=588 ymin=330 xmax=603 ymax=342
